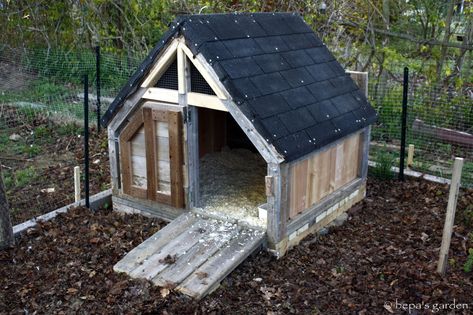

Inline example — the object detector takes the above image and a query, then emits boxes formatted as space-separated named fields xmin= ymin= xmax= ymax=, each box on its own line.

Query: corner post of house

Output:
xmin=267 ymin=162 xmax=289 ymax=257
xmin=108 ymin=125 xmax=120 ymax=195
xmin=359 ymin=126 xmax=371 ymax=181
xmin=178 ymin=40 xmax=199 ymax=209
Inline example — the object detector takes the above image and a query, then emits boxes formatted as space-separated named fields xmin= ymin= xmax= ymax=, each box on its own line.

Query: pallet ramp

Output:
xmin=113 ymin=212 xmax=265 ymax=299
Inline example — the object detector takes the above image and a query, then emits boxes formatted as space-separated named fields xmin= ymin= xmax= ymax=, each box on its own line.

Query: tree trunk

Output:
xmin=436 ymin=0 xmax=455 ymax=80
xmin=0 ymin=165 xmax=14 ymax=250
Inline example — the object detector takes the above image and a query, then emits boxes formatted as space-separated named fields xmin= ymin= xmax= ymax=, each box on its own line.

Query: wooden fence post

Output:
xmin=407 ymin=144 xmax=415 ymax=167
xmin=437 ymin=157 xmax=464 ymax=275
xmin=74 ymin=166 xmax=81 ymax=203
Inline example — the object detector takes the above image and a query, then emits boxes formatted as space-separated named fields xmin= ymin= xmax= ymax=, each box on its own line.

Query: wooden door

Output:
xmin=120 ymin=107 xmax=184 ymax=208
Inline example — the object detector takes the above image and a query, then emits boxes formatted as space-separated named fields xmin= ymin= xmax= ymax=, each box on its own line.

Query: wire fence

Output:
xmin=0 ymin=46 xmax=144 ymax=225
xmin=0 ymin=45 xmax=472 ymax=226
xmin=369 ymin=73 xmax=473 ymax=187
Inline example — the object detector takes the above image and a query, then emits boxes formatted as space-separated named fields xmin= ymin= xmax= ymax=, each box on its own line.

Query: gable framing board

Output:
xmin=178 ymin=41 xmax=227 ymax=100
xmin=141 ymin=40 xmax=179 ymax=88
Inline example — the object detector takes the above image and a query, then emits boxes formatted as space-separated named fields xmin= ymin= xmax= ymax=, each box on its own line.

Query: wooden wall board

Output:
xmin=288 ymin=131 xmax=364 ymax=219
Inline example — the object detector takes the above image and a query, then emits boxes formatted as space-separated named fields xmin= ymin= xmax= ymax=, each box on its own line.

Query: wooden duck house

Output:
xmin=102 ymin=13 xmax=377 ymax=298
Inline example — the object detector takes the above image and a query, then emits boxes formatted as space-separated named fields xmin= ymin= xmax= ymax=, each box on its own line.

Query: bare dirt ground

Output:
xmin=1 ymin=177 xmax=472 ymax=314
xmin=0 ymin=106 xmax=110 ymax=225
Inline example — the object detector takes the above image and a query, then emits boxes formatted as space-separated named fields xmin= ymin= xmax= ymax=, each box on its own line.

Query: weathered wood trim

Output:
xmin=108 ymin=126 xmax=120 ymax=194
xmin=113 ymin=194 xmax=187 ymax=222
xmin=141 ymin=39 xmax=179 ymax=88
xmin=187 ymin=106 xmax=200 ymax=208
xmin=143 ymin=107 xmax=158 ymax=201
xmin=168 ymin=111 xmax=185 ymax=208
xmin=179 ymin=42 xmax=227 ymax=99
xmin=359 ymin=126 xmax=371 ymax=180
xmin=187 ymin=92 xmax=228 ymax=112
xmin=109 ymin=87 xmax=147 ymax=134
xmin=119 ymin=109 xmax=146 ymax=198
xmin=143 ymin=87 xmax=179 ymax=104
xmin=287 ymin=177 xmax=364 ymax=236
xmin=177 ymin=44 xmax=186 ymax=94
xmin=14 ymin=189 xmax=112 ymax=236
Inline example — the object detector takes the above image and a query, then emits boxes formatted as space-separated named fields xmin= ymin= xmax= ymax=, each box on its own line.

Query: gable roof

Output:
xmin=102 ymin=12 xmax=377 ymax=162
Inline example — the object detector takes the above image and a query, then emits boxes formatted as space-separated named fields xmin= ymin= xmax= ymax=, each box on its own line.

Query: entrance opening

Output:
xmin=197 ymin=107 xmax=267 ymax=225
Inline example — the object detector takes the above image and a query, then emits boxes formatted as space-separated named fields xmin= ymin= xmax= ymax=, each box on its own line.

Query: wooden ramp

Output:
xmin=114 ymin=212 xmax=265 ymax=299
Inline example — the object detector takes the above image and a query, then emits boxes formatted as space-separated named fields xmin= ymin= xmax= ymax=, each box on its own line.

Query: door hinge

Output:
xmin=183 ymin=107 xmax=191 ymax=123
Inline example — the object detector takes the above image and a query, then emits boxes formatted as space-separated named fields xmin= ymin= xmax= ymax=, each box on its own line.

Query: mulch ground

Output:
xmin=1 ymin=177 xmax=472 ymax=314
xmin=1 ymin=106 xmax=110 ymax=225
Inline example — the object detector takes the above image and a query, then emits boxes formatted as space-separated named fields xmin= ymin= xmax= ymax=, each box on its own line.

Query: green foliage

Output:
xmin=22 ymin=144 xmax=41 ymax=158
xmin=464 ymin=249 xmax=473 ymax=273
xmin=14 ymin=167 xmax=37 ymax=188
xmin=371 ymin=146 xmax=396 ymax=180
xmin=57 ymin=123 xmax=82 ymax=137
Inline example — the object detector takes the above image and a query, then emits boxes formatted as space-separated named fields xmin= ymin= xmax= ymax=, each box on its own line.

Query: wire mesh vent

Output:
xmin=155 ymin=59 xmax=178 ymax=89
xmin=190 ymin=62 xmax=216 ymax=95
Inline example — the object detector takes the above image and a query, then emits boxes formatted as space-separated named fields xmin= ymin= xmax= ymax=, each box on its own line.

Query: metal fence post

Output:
xmin=399 ymin=67 xmax=409 ymax=181
xmin=84 ymin=74 xmax=90 ymax=208
xmin=95 ymin=46 xmax=101 ymax=133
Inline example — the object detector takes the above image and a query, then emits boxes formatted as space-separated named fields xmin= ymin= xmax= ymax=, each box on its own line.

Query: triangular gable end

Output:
xmin=141 ymin=38 xmax=224 ymax=100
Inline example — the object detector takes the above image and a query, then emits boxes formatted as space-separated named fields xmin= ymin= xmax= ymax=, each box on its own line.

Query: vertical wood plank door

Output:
xmin=119 ymin=107 xmax=185 ymax=208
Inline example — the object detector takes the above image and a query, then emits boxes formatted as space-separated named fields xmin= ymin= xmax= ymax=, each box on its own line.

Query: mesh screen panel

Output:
xmin=155 ymin=59 xmax=178 ymax=89
xmin=190 ymin=62 xmax=215 ymax=95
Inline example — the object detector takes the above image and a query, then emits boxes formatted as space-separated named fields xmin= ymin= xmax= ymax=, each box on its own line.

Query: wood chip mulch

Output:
xmin=1 ymin=177 xmax=472 ymax=314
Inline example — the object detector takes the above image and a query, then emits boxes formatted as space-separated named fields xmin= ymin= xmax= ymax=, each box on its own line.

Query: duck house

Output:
xmin=102 ymin=12 xmax=377 ymax=299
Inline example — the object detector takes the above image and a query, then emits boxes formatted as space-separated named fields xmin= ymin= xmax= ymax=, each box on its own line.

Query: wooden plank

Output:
xmin=156 ymin=136 xmax=170 ymax=161
xmin=187 ymin=106 xmax=200 ymax=208
xmin=143 ymin=107 xmax=157 ymax=200
xmin=407 ymin=144 xmax=415 ymax=167
xmin=287 ymin=178 xmax=363 ymax=235
xmin=128 ymin=217 xmax=220 ymax=280
xmin=187 ymin=92 xmax=228 ymax=112
xmin=168 ymin=111 xmax=184 ymax=208
xmin=333 ymin=142 xmax=345 ymax=189
xmin=359 ymin=127 xmax=371 ymax=179
xmin=107 ymin=126 xmax=119 ymax=193
xmin=265 ymin=176 xmax=274 ymax=197
xmin=178 ymin=228 xmax=265 ymax=299
xmin=437 ymin=157 xmax=464 ymax=275
xmin=179 ymin=43 xmax=226 ymax=99
xmin=413 ymin=118 xmax=473 ymax=147
xmin=109 ymin=87 xmax=147 ymax=133
xmin=143 ymin=87 xmax=179 ymax=104
xmin=114 ymin=212 xmax=197 ymax=274
xmin=289 ymin=159 xmax=308 ymax=218
xmin=119 ymin=109 xmax=145 ymax=197
xmin=152 ymin=223 xmax=240 ymax=287
xmin=113 ymin=195 xmax=186 ymax=221
xmin=177 ymin=45 xmax=186 ymax=94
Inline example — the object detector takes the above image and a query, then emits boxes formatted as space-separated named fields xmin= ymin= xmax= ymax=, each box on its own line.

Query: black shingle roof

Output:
xmin=102 ymin=12 xmax=377 ymax=162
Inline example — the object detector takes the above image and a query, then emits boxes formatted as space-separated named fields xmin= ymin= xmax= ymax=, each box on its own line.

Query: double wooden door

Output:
xmin=119 ymin=106 xmax=184 ymax=208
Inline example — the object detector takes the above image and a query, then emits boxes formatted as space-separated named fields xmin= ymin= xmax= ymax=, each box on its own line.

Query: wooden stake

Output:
xmin=437 ymin=157 xmax=464 ymax=275
xmin=407 ymin=144 xmax=415 ymax=167
xmin=74 ymin=166 xmax=81 ymax=203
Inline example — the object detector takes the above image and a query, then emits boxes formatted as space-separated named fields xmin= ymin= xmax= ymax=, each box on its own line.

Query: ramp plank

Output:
xmin=114 ymin=212 xmax=197 ymax=274
xmin=152 ymin=221 xmax=240 ymax=287
xmin=128 ymin=217 xmax=220 ymax=280
xmin=178 ymin=228 xmax=265 ymax=299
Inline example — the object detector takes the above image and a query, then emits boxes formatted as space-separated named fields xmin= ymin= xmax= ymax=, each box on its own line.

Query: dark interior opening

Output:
xmin=198 ymin=107 xmax=257 ymax=157
xmin=197 ymin=107 xmax=266 ymax=222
